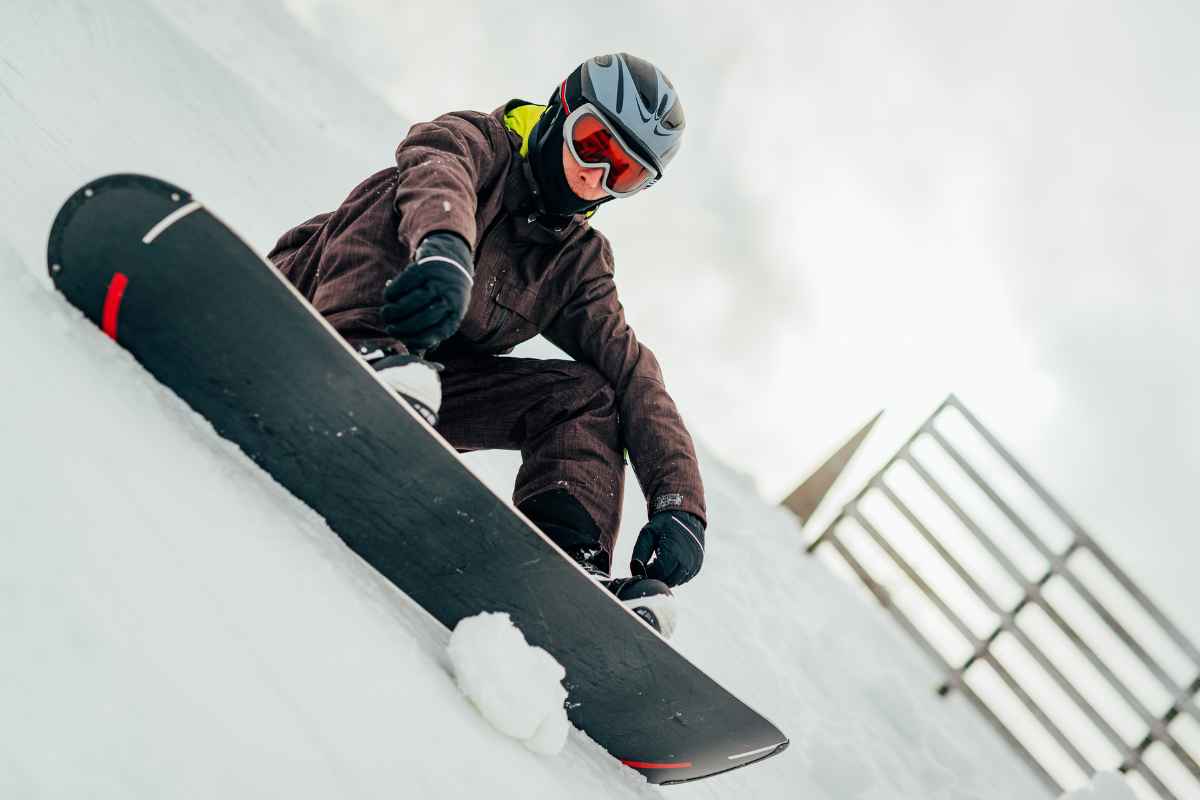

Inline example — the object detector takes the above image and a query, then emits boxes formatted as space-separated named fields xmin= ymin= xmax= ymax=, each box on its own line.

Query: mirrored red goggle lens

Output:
xmin=571 ymin=113 xmax=653 ymax=193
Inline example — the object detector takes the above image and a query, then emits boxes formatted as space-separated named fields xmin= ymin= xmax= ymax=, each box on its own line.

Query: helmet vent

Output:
xmin=573 ymin=52 xmax=685 ymax=174
xmin=623 ymin=54 xmax=661 ymax=112
xmin=662 ymin=102 xmax=684 ymax=131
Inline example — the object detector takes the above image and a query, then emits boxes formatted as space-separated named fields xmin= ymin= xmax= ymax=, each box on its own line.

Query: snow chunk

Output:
xmin=1059 ymin=772 xmax=1135 ymax=800
xmin=447 ymin=612 xmax=569 ymax=755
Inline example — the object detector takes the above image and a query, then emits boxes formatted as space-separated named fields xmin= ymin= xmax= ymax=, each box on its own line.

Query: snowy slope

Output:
xmin=0 ymin=249 xmax=650 ymax=798
xmin=3 ymin=2 xmax=1055 ymax=798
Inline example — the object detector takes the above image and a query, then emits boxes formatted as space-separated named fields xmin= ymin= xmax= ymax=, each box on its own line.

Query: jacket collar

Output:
xmin=493 ymin=102 xmax=586 ymax=243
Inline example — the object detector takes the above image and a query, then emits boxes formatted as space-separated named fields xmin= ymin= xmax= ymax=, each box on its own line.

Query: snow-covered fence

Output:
xmin=805 ymin=395 xmax=1200 ymax=799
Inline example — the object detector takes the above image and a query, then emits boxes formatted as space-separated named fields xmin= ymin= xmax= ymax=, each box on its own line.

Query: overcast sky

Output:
xmin=282 ymin=0 xmax=1200 ymax=641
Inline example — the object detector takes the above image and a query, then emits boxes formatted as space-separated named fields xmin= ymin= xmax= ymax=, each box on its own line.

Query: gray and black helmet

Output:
xmin=528 ymin=53 xmax=685 ymax=217
xmin=573 ymin=53 xmax=685 ymax=176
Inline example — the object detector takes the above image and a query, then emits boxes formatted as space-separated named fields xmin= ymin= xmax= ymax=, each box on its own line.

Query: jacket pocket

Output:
xmin=493 ymin=285 xmax=548 ymax=325
xmin=471 ymin=284 xmax=549 ymax=350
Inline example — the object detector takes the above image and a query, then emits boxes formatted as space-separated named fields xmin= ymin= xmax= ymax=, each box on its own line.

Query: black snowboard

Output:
xmin=47 ymin=174 xmax=788 ymax=784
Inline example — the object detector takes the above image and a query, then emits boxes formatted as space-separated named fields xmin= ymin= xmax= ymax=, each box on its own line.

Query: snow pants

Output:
xmin=433 ymin=354 xmax=626 ymax=559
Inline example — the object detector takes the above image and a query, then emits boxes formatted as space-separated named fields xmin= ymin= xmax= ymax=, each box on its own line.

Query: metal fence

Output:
xmin=805 ymin=395 xmax=1200 ymax=798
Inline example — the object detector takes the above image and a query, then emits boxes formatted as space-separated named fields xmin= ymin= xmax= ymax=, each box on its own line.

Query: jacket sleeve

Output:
xmin=392 ymin=111 xmax=507 ymax=256
xmin=543 ymin=236 xmax=707 ymax=526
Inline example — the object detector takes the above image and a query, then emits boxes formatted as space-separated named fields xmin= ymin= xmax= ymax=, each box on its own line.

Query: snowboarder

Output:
xmin=268 ymin=54 xmax=705 ymax=632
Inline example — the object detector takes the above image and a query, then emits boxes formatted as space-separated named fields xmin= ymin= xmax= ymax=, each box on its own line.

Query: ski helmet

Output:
xmin=575 ymin=53 xmax=686 ymax=176
xmin=528 ymin=53 xmax=686 ymax=217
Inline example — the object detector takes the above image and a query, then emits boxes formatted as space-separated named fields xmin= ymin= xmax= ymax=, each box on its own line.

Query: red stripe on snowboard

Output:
xmin=102 ymin=272 xmax=129 ymax=339
xmin=621 ymin=759 xmax=694 ymax=770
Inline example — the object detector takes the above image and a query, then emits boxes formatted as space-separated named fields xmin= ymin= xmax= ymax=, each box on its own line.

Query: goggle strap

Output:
xmin=560 ymin=80 xmax=571 ymax=115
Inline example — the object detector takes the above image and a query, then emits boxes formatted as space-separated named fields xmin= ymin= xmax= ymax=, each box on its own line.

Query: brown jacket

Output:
xmin=268 ymin=102 xmax=705 ymax=525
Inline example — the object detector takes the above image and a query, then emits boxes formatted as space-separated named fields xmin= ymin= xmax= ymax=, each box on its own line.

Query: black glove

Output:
xmin=631 ymin=510 xmax=705 ymax=587
xmin=381 ymin=231 xmax=473 ymax=352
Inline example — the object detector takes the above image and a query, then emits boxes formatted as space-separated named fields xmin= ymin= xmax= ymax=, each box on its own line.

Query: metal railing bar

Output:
xmin=824 ymin=527 xmax=1063 ymax=796
xmin=848 ymin=508 xmax=982 ymax=648
xmin=939 ymin=574 xmax=1050 ymax=678
xmin=876 ymin=479 xmax=1006 ymax=612
xmin=902 ymin=443 xmax=1180 ymax=734
xmin=1127 ymin=704 xmax=1200 ymax=787
xmin=900 ymin=451 xmax=1195 ymax=786
xmin=851 ymin=509 xmax=1097 ymax=776
xmin=1171 ymin=687 xmax=1200 ymax=723
xmin=903 ymin=451 xmax=1030 ymax=586
xmin=1182 ymin=675 xmax=1200 ymax=723
xmin=809 ymin=397 xmax=1200 ymax=797
xmin=850 ymin=509 xmax=1181 ymax=798
xmin=926 ymin=423 xmax=1200 ymax=782
xmin=898 ymin=488 xmax=1172 ymax=737
xmin=946 ymin=396 xmax=1200 ymax=668
xmin=1079 ymin=540 xmax=1200 ymax=673
xmin=805 ymin=402 xmax=955 ymax=553
xmin=927 ymin=427 xmax=1191 ymax=706
xmin=924 ymin=425 xmax=1058 ymax=563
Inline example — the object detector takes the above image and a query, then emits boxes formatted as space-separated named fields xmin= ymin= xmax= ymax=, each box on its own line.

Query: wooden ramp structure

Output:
xmin=781 ymin=411 xmax=882 ymax=525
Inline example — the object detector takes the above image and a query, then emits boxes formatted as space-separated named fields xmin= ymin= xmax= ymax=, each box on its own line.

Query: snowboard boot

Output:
xmin=518 ymin=489 xmax=678 ymax=638
xmin=361 ymin=346 xmax=442 ymax=426
xmin=603 ymin=575 xmax=677 ymax=639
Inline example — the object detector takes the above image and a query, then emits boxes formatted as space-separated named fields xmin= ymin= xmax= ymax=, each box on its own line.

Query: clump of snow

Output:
xmin=447 ymin=612 xmax=569 ymax=755
xmin=1059 ymin=772 xmax=1135 ymax=800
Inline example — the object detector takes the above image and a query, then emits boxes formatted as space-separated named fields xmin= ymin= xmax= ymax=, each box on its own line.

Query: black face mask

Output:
xmin=529 ymin=108 xmax=599 ymax=218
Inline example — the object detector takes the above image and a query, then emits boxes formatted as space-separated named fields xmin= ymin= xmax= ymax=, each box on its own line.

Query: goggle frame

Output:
xmin=562 ymin=103 xmax=660 ymax=199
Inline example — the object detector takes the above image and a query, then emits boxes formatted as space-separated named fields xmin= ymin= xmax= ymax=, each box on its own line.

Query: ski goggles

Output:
xmin=563 ymin=104 xmax=660 ymax=198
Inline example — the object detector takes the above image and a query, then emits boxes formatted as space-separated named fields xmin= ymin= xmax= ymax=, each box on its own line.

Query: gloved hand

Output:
xmin=631 ymin=510 xmax=705 ymax=587
xmin=381 ymin=231 xmax=473 ymax=352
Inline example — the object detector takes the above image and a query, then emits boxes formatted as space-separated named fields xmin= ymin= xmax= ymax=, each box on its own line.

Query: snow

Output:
xmin=0 ymin=1 xmax=1128 ymax=798
xmin=623 ymin=590 xmax=678 ymax=639
xmin=1061 ymin=773 xmax=1137 ymax=800
xmin=447 ymin=612 xmax=569 ymax=755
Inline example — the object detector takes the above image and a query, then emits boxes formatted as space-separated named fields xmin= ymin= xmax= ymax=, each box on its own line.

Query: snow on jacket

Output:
xmin=267 ymin=101 xmax=706 ymax=526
